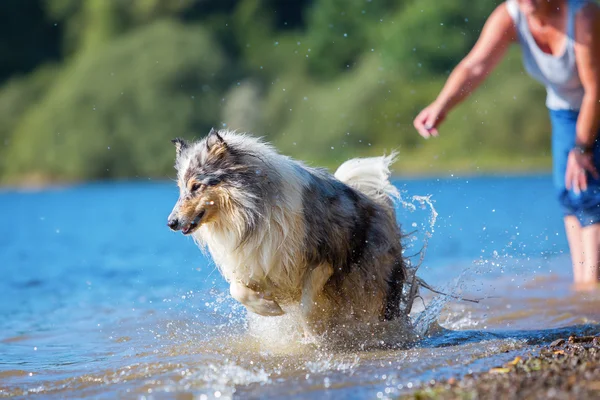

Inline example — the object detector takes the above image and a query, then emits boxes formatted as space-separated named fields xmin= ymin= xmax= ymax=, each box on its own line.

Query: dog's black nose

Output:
xmin=167 ymin=218 xmax=179 ymax=230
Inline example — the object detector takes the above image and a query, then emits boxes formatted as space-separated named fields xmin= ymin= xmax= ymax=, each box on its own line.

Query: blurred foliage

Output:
xmin=5 ymin=21 xmax=226 ymax=181
xmin=0 ymin=0 xmax=555 ymax=185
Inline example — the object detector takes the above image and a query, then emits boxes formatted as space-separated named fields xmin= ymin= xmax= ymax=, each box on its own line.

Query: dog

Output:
xmin=167 ymin=129 xmax=413 ymax=342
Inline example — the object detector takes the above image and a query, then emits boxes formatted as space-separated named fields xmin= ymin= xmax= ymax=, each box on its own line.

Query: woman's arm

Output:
xmin=565 ymin=4 xmax=600 ymax=193
xmin=414 ymin=4 xmax=516 ymax=138
xmin=574 ymin=4 xmax=600 ymax=147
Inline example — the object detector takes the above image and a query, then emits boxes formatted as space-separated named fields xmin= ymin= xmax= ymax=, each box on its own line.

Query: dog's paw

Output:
xmin=230 ymin=282 xmax=284 ymax=316
xmin=245 ymin=298 xmax=284 ymax=316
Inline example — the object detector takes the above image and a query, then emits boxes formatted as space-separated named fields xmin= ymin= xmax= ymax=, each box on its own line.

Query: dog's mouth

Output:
xmin=182 ymin=210 xmax=205 ymax=235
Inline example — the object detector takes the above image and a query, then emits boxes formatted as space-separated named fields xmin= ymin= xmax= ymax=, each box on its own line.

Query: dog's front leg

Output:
xmin=301 ymin=264 xmax=334 ymax=337
xmin=229 ymin=281 xmax=284 ymax=316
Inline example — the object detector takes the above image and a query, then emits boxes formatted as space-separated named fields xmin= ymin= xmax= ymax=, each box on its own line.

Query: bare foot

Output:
xmin=572 ymin=282 xmax=600 ymax=292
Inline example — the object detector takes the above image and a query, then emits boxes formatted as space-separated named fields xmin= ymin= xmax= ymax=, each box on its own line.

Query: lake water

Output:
xmin=2 ymin=176 xmax=600 ymax=399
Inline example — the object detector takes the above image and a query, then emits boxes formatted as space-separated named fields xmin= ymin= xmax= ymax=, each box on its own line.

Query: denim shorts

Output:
xmin=550 ymin=109 xmax=600 ymax=226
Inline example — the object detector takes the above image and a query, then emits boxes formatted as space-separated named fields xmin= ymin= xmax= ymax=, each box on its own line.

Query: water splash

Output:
xmin=397 ymin=190 xmax=480 ymax=338
xmin=411 ymin=266 xmax=474 ymax=337
xmin=247 ymin=305 xmax=308 ymax=352
xmin=411 ymin=195 xmax=438 ymax=234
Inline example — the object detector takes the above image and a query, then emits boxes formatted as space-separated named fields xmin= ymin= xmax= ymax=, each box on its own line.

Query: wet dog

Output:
xmin=167 ymin=129 xmax=412 ymax=341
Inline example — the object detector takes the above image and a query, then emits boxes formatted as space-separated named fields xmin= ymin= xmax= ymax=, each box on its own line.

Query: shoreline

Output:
xmin=0 ymin=169 xmax=554 ymax=191
xmin=402 ymin=334 xmax=600 ymax=400
xmin=0 ymin=152 xmax=553 ymax=190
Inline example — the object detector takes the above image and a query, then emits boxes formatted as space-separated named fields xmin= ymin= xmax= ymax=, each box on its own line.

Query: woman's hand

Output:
xmin=565 ymin=149 xmax=599 ymax=194
xmin=413 ymin=103 xmax=447 ymax=138
xmin=413 ymin=4 xmax=514 ymax=140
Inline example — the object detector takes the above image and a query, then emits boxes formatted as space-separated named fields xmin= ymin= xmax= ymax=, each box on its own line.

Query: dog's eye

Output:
xmin=191 ymin=182 xmax=204 ymax=192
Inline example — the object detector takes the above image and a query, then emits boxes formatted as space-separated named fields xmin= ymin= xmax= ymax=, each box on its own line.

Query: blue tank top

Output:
xmin=506 ymin=0 xmax=590 ymax=110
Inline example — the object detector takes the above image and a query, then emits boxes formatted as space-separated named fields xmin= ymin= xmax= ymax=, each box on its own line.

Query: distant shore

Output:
xmin=0 ymin=155 xmax=553 ymax=190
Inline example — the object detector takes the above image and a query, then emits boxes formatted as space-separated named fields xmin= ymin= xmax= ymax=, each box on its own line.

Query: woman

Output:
xmin=414 ymin=0 xmax=600 ymax=290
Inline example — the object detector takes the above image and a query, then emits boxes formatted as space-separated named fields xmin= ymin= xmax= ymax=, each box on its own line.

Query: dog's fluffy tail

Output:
xmin=334 ymin=152 xmax=399 ymax=211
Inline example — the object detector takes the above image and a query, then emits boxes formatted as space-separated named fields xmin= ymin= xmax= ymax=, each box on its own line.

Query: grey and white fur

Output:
xmin=167 ymin=129 xmax=413 ymax=342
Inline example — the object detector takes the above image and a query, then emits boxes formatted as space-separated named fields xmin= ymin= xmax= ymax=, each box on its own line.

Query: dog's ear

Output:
xmin=171 ymin=137 xmax=189 ymax=158
xmin=205 ymin=128 xmax=227 ymax=154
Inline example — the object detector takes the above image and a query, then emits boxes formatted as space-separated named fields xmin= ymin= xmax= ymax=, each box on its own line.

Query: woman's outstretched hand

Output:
xmin=413 ymin=103 xmax=447 ymax=138
xmin=565 ymin=149 xmax=599 ymax=194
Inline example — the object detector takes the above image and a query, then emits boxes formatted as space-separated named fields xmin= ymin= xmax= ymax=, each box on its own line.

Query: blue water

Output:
xmin=1 ymin=176 xmax=598 ymax=399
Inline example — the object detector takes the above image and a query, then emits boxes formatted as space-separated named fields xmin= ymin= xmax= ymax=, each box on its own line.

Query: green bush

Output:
xmin=4 ymin=21 xmax=227 ymax=182
xmin=0 ymin=65 xmax=58 ymax=177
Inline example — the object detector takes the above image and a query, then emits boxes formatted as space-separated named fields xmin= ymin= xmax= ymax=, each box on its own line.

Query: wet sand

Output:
xmin=403 ymin=334 xmax=600 ymax=400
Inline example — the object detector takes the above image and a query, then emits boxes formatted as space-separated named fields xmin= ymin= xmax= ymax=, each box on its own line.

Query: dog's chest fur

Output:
xmin=196 ymin=167 xmax=311 ymax=302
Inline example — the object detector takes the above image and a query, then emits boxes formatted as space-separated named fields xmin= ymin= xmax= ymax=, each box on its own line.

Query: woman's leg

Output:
xmin=580 ymin=223 xmax=600 ymax=287
xmin=550 ymin=109 xmax=600 ymax=287
xmin=564 ymin=215 xmax=585 ymax=284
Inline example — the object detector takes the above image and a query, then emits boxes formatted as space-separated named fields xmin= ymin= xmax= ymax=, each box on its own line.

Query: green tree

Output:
xmin=4 ymin=21 xmax=227 ymax=182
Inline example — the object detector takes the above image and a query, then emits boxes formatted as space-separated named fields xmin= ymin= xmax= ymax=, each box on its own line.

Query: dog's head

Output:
xmin=167 ymin=128 xmax=251 ymax=236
